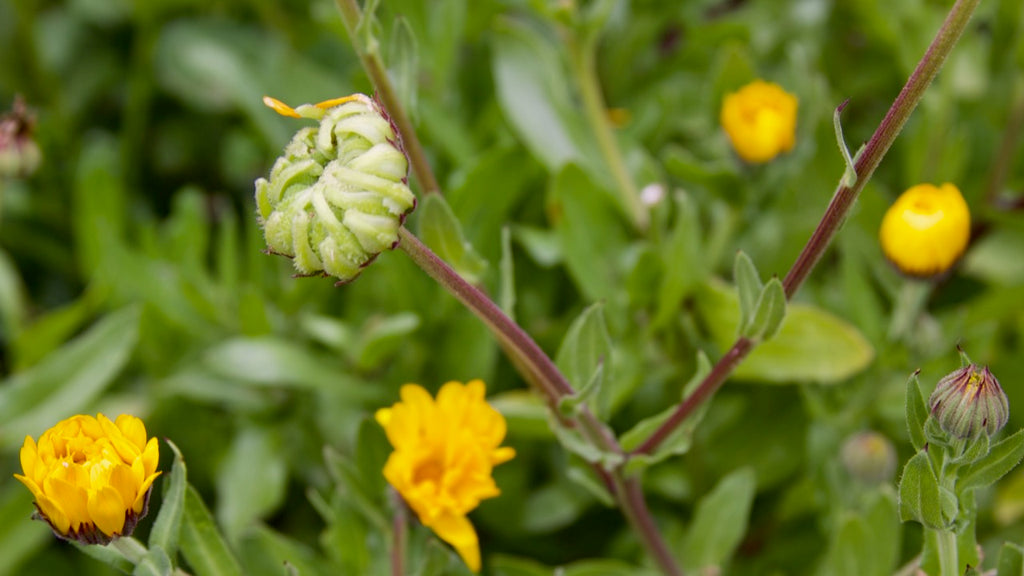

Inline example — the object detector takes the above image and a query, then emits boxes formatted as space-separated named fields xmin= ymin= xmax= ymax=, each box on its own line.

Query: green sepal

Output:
xmin=906 ymin=371 xmax=929 ymax=452
xmin=418 ymin=194 xmax=487 ymax=284
xmin=959 ymin=429 xmax=1024 ymax=492
xmin=743 ymin=277 xmax=787 ymax=341
xmin=70 ymin=540 xmax=134 ymax=573
xmin=898 ymin=451 xmax=946 ymax=529
xmin=133 ymin=545 xmax=173 ymax=576
xmin=149 ymin=439 xmax=187 ymax=559
xmin=734 ymin=251 xmax=762 ymax=334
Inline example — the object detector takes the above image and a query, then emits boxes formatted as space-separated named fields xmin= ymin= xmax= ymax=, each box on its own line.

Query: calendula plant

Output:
xmin=5 ymin=0 xmax=1024 ymax=575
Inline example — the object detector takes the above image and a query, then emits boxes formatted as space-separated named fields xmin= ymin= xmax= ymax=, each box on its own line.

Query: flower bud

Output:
xmin=929 ymin=364 xmax=1008 ymax=439
xmin=720 ymin=80 xmax=798 ymax=164
xmin=879 ymin=183 xmax=970 ymax=277
xmin=255 ymin=94 xmax=416 ymax=283
xmin=0 ymin=96 xmax=42 ymax=178
xmin=14 ymin=414 xmax=161 ymax=544
xmin=841 ymin=431 xmax=898 ymax=484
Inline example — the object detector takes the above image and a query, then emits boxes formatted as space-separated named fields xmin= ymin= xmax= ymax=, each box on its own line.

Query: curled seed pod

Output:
xmin=255 ymin=94 xmax=416 ymax=283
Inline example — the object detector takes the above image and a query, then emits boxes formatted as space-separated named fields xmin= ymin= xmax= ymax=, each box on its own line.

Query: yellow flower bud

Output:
xmin=720 ymin=80 xmax=798 ymax=164
xmin=255 ymin=94 xmax=417 ymax=283
xmin=376 ymin=380 xmax=515 ymax=572
xmin=14 ymin=414 xmax=161 ymax=544
xmin=879 ymin=183 xmax=970 ymax=277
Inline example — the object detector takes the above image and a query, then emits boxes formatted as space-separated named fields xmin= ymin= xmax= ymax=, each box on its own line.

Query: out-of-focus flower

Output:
xmin=255 ymin=94 xmax=416 ymax=283
xmin=879 ymin=183 xmax=971 ymax=277
xmin=0 ymin=96 xmax=42 ymax=178
xmin=929 ymin=363 xmax=1008 ymax=439
xmin=841 ymin=431 xmax=898 ymax=484
xmin=14 ymin=414 xmax=161 ymax=544
xmin=376 ymin=380 xmax=515 ymax=572
xmin=720 ymin=80 xmax=798 ymax=163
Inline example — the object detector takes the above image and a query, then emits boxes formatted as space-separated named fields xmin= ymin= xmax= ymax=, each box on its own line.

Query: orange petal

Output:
xmin=263 ymin=96 xmax=300 ymax=118
xmin=427 ymin=513 xmax=481 ymax=572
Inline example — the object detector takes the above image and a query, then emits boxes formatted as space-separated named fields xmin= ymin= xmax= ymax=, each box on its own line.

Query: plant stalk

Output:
xmin=630 ymin=0 xmax=982 ymax=457
xmin=565 ymin=31 xmax=648 ymax=230
xmin=335 ymin=0 xmax=441 ymax=197
xmin=616 ymin=476 xmax=683 ymax=576
xmin=389 ymin=488 xmax=407 ymax=576
xmin=931 ymin=528 xmax=959 ymax=576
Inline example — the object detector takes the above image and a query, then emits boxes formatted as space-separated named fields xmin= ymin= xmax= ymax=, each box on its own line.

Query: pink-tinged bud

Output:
xmin=929 ymin=364 xmax=1008 ymax=439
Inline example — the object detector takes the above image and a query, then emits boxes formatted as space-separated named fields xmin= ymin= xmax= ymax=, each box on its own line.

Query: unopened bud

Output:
xmin=841 ymin=431 xmax=897 ymax=484
xmin=0 ymin=96 xmax=42 ymax=178
xmin=929 ymin=363 xmax=1008 ymax=439
xmin=255 ymin=94 xmax=416 ymax=283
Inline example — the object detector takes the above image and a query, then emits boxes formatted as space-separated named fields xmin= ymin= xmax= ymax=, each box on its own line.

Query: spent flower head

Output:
xmin=879 ymin=183 xmax=970 ymax=277
xmin=720 ymin=80 xmax=798 ymax=164
xmin=14 ymin=414 xmax=161 ymax=544
xmin=376 ymin=380 xmax=515 ymax=572
xmin=255 ymin=94 xmax=416 ymax=283
xmin=0 ymin=96 xmax=42 ymax=178
xmin=929 ymin=361 xmax=1008 ymax=440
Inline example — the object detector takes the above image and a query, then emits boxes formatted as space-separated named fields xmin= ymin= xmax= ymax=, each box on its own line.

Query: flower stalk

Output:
xmin=389 ymin=488 xmax=407 ymax=576
xmin=630 ymin=0 xmax=982 ymax=457
xmin=334 ymin=0 xmax=441 ymax=197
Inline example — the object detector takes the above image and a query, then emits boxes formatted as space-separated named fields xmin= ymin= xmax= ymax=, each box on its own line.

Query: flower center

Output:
xmin=413 ymin=457 xmax=445 ymax=486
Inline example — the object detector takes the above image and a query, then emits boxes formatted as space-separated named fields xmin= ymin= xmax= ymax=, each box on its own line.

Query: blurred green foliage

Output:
xmin=2 ymin=0 xmax=1024 ymax=574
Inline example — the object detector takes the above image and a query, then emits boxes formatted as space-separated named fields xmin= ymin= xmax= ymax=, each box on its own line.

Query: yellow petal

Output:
xmin=375 ymin=408 xmax=393 ymax=427
xmin=19 ymin=436 xmax=39 ymax=482
xmin=263 ymin=96 xmax=300 ymax=118
xmin=133 ymin=472 xmax=162 ymax=513
xmin=14 ymin=473 xmax=43 ymax=500
xmin=45 ymin=476 xmax=90 ymax=532
xmin=313 ymin=95 xmax=360 ymax=110
xmin=36 ymin=493 xmax=72 ymax=535
xmin=88 ymin=485 xmax=127 ymax=536
xmin=115 ymin=414 xmax=148 ymax=451
xmin=427 ymin=513 xmax=481 ymax=572
xmin=108 ymin=464 xmax=138 ymax=507
xmin=99 ymin=416 xmax=141 ymax=464
xmin=141 ymin=437 xmax=160 ymax=475
xmin=491 ymin=447 xmax=516 ymax=466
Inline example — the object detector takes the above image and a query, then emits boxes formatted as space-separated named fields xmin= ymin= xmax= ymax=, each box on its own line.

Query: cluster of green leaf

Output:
xmin=2 ymin=0 xmax=1024 ymax=574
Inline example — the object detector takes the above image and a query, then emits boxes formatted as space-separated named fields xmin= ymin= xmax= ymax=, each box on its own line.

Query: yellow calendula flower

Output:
xmin=720 ymin=80 xmax=798 ymax=163
xmin=376 ymin=380 xmax=515 ymax=572
xmin=14 ymin=414 xmax=161 ymax=544
xmin=879 ymin=183 xmax=971 ymax=277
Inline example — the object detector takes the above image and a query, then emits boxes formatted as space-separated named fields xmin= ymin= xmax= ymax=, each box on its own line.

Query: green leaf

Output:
xmin=653 ymin=191 xmax=706 ymax=329
xmin=133 ymin=545 xmax=173 ymax=576
xmin=351 ymin=313 xmax=421 ymax=371
xmin=695 ymin=279 xmax=873 ymax=384
xmin=0 ymin=247 xmax=27 ymax=342
xmin=555 ymin=302 xmax=611 ymax=413
xmin=417 ymin=193 xmax=487 ymax=284
xmin=743 ymin=277 xmax=786 ymax=341
xmin=898 ymin=451 xmax=945 ymax=529
xmin=997 ymin=542 xmax=1024 ymax=576
xmin=548 ymin=164 xmax=629 ymax=302
xmin=499 ymin=226 xmax=516 ymax=320
xmin=906 ymin=371 xmax=928 ymax=452
xmin=621 ymin=352 xmax=712 ymax=473
xmin=0 ymin=483 xmax=49 ymax=575
xmin=682 ymin=467 xmax=757 ymax=572
xmin=216 ymin=427 xmax=288 ymax=544
xmin=733 ymin=251 xmax=763 ymax=334
xmin=180 ymin=484 xmax=243 ymax=576
xmin=959 ymin=429 xmax=1024 ymax=492
xmin=0 ymin=306 xmax=140 ymax=450
xmin=388 ymin=16 xmax=419 ymax=118
xmin=149 ymin=439 xmax=187 ymax=559
xmin=239 ymin=524 xmax=334 ymax=576
xmin=489 ymin=390 xmax=553 ymax=439
xmin=354 ymin=418 xmax=390 ymax=507
xmin=521 ymin=482 xmax=592 ymax=533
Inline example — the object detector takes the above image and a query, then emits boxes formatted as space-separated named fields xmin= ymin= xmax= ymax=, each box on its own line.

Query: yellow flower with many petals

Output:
xmin=14 ymin=414 xmax=161 ymax=544
xmin=376 ymin=380 xmax=515 ymax=572
xmin=879 ymin=183 xmax=971 ymax=277
xmin=720 ymin=80 xmax=798 ymax=163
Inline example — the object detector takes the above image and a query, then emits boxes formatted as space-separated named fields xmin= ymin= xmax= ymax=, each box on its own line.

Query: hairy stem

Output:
xmin=389 ymin=488 xmax=407 ymax=576
xmin=931 ymin=528 xmax=959 ymax=576
xmin=565 ymin=31 xmax=648 ymax=230
xmin=615 ymin=476 xmax=683 ymax=576
xmin=630 ymin=0 xmax=982 ymax=457
xmin=335 ymin=0 xmax=441 ymax=197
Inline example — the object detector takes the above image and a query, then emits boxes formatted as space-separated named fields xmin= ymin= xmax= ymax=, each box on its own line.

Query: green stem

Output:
xmin=931 ymin=528 xmax=959 ymax=576
xmin=565 ymin=31 xmax=648 ymax=230
xmin=110 ymin=536 xmax=148 ymax=563
xmin=396 ymin=227 xmax=682 ymax=575
xmin=335 ymin=0 xmax=441 ymax=197
xmin=630 ymin=0 xmax=982 ymax=457
xmin=986 ymin=76 xmax=1024 ymax=206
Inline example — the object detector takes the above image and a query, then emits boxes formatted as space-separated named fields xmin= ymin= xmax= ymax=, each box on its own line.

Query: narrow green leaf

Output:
xmin=180 ymin=484 xmax=243 ymax=576
xmin=418 ymin=192 xmax=487 ymax=284
xmin=653 ymin=191 xmax=706 ymax=329
xmin=499 ymin=226 xmax=516 ymax=320
xmin=898 ymin=451 xmax=945 ymax=529
xmin=216 ymin=427 xmax=288 ymax=544
xmin=0 ymin=483 xmax=49 ymax=574
xmin=558 ymin=363 xmax=604 ymax=417
xmin=354 ymin=418 xmax=390 ymax=507
xmin=133 ymin=545 xmax=173 ymax=576
xmin=388 ymin=16 xmax=419 ymax=117
xmin=906 ymin=371 xmax=928 ymax=452
xmin=555 ymin=303 xmax=611 ymax=406
xmin=997 ymin=542 xmax=1024 ymax=576
xmin=743 ymin=278 xmax=786 ymax=341
xmin=149 ymin=439 xmax=187 ymax=558
xmin=733 ymin=251 xmax=762 ymax=334
xmin=71 ymin=540 xmax=135 ymax=574
xmin=682 ymin=467 xmax=757 ymax=572
xmin=351 ymin=313 xmax=421 ymax=371
xmin=960 ymin=429 xmax=1024 ymax=492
